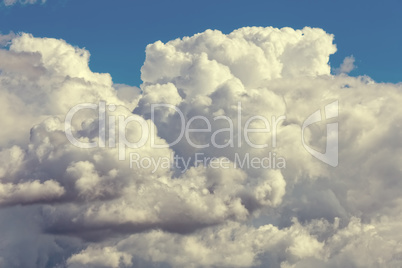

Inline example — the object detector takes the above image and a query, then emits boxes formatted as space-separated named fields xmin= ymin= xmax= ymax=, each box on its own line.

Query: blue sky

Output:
xmin=1 ymin=0 xmax=401 ymax=86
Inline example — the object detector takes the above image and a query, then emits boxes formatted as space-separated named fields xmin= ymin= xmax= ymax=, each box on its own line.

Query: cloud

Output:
xmin=0 ymin=32 xmax=16 ymax=46
xmin=0 ymin=27 xmax=402 ymax=267
xmin=67 ymin=246 xmax=132 ymax=268
xmin=2 ymin=0 xmax=46 ymax=6
xmin=334 ymin=55 xmax=356 ymax=74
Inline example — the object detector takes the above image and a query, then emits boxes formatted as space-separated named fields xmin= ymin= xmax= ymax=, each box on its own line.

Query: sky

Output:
xmin=1 ymin=1 xmax=402 ymax=268
xmin=1 ymin=0 xmax=401 ymax=85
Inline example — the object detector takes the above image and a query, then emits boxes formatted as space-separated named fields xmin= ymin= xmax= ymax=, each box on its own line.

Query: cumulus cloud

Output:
xmin=0 ymin=28 xmax=401 ymax=267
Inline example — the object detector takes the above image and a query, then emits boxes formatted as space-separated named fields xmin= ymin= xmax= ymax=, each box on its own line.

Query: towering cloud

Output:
xmin=0 ymin=27 xmax=401 ymax=267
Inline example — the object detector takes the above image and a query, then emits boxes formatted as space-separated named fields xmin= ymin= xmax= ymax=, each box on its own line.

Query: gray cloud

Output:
xmin=334 ymin=55 xmax=356 ymax=74
xmin=2 ymin=0 xmax=46 ymax=6
xmin=0 ymin=32 xmax=15 ymax=46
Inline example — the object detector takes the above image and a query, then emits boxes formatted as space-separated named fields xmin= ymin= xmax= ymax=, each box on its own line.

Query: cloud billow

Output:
xmin=0 ymin=27 xmax=401 ymax=267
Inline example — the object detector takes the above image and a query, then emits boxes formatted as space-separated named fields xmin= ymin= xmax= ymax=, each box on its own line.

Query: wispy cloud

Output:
xmin=334 ymin=55 xmax=356 ymax=74
xmin=2 ymin=0 xmax=46 ymax=6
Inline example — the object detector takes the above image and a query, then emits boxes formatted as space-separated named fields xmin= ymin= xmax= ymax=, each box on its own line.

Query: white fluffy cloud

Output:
xmin=0 ymin=27 xmax=402 ymax=268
